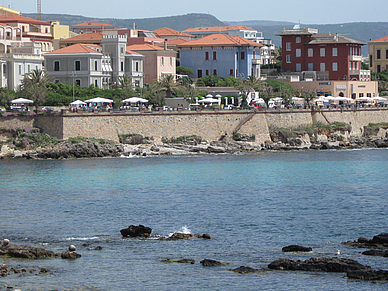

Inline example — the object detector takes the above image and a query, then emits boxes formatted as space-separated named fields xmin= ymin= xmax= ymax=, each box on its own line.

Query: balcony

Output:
xmin=252 ymin=59 xmax=261 ymax=65
xmin=350 ymin=55 xmax=362 ymax=61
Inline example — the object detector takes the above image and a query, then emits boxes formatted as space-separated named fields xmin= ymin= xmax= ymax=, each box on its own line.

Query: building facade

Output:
xmin=178 ymin=33 xmax=261 ymax=79
xmin=277 ymin=26 xmax=368 ymax=81
xmin=45 ymin=35 xmax=144 ymax=89
xmin=71 ymin=22 xmax=115 ymax=34
xmin=368 ymin=36 xmax=388 ymax=73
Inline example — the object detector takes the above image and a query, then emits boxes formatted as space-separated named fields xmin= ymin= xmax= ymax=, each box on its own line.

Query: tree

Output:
xmin=176 ymin=66 xmax=194 ymax=76
xmin=0 ymin=88 xmax=16 ymax=110
xmin=19 ymin=69 xmax=51 ymax=112
xmin=154 ymin=75 xmax=181 ymax=98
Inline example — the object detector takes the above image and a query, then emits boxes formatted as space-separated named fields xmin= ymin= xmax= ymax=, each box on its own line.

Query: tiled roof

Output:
xmin=60 ymin=32 xmax=105 ymax=43
xmin=125 ymin=48 xmax=142 ymax=55
xmin=72 ymin=22 xmax=115 ymax=27
xmin=126 ymin=43 xmax=170 ymax=51
xmin=177 ymin=33 xmax=262 ymax=47
xmin=166 ymin=38 xmax=189 ymax=45
xmin=47 ymin=43 xmax=102 ymax=54
xmin=183 ymin=26 xmax=255 ymax=33
xmin=154 ymin=27 xmax=193 ymax=38
xmin=0 ymin=14 xmax=50 ymax=25
xmin=369 ymin=36 xmax=388 ymax=43
xmin=308 ymin=33 xmax=366 ymax=45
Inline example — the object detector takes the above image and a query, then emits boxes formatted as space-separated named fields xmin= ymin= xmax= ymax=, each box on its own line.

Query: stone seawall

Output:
xmin=1 ymin=108 xmax=388 ymax=144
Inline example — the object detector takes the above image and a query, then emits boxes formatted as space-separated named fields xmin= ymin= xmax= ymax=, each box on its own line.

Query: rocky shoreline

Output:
xmin=1 ymin=124 xmax=388 ymax=159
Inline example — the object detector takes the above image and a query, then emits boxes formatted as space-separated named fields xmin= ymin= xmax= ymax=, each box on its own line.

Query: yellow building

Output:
xmin=0 ymin=6 xmax=20 ymax=16
xmin=50 ymin=21 xmax=78 ymax=50
xmin=369 ymin=36 xmax=388 ymax=73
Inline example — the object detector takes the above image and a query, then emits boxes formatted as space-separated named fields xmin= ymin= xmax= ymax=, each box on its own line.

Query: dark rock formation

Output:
xmin=347 ymin=269 xmax=388 ymax=281
xmin=282 ymin=245 xmax=312 ymax=252
xmin=228 ymin=266 xmax=262 ymax=274
xmin=160 ymin=258 xmax=195 ymax=264
xmin=166 ymin=233 xmax=193 ymax=240
xmin=120 ymin=225 xmax=152 ymax=238
xmin=200 ymin=259 xmax=226 ymax=266
xmin=342 ymin=233 xmax=388 ymax=250
xmin=268 ymin=257 xmax=370 ymax=273
xmin=0 ymin=243 xmax=56 ymax=259
xmin=61 ymin=251 xmax=81 ymax=259
xmin=194 ymin=233 xmax=212 ymax=239
xmin=361 ymin=250 xmax=388 ymax=257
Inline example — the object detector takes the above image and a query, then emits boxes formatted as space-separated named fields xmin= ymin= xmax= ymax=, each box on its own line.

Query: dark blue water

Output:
xmin=1 ymin=149 xmax=388 ymax=290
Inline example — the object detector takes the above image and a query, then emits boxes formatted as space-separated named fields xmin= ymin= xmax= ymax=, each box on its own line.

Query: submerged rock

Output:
xmin=120 ymin=225 xmax=152 ymax=238
xmin=200 ymin=259 xmax=223 ymax=266
xmin=0 ymin=243 xmax=56 ymax=259
xmin=160 ymin=258 xmax=195 ymax=264
xmin=347 ymin=269 xmax=388 ymax=281
xmin=282 ymin=245 xmax=312 ymax=252
xmin=228 ymin=266 xmax=263 ymax=274
xmin=61 ymin=251 xmax=81 ymax=259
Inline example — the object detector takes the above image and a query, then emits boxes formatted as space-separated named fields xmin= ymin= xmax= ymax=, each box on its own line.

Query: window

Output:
xmin=197 ymin=69 xmax=202 ymax=78
xmin=332 ymin=47 xmax=337 ymax=56
xmin=28 ymin=64 xmax=30 ymax=73
xmin=120 ymin=47 xmax=124 ymax=54
xmin=296 ymin=63 xmax=301 ymax=72
xmin=296 ymin=48 xmax=301 ymax=57
xmin=308 ymin=48 xmax=313 ymax=57
xmin=356 ymin=62 xmax=359 ymax=70
xmin=161 ymin=57 xmax=164 ymax=66
xmin=95 ymin=61 xmax=98 ymax=71
xmin=370 ymin=55 xmax=373 ymax=67
xmin=377 ymin=65 xmax=381 ymax=73
xmin=18 ymin=65 xmax=21 ymax=75
xmin=359 ymin=93 xmax=364 ymax=97
xmin=367 ymin=93 xmax=371 ymax=97
xmin=75 ymin=60 xmax=80 ymax=71
xmin=320 ymin=63 xmax=325 ymax=71
xmin=320 ymin=48 xmax=325 ymax=57
xmin=205 ymin=52 xmax=209 ymax=60
xmin=213 ymin=51 xmax=217 ymax=60
xmin=236 ymin=52 xmax=238 ymax=60
xmin=95 ymin=79 xmax=98 ymax=87
xmin=54 ymin=79 xmax=60 ymax=84
xmin=332 ymin=62 xmax=338 ymax=71
xmin=377 ymin=50 xmax=381 ymax=59
xmin=241 ymin=52 xmax=245 ymax=60
xmin=121 ymin=62 xmax=124 ymax=71
xmin=296 ymin=37 xmax=301 ymax=43
xmin=2 ymin=64 xmax=6 ymax=76
xmin=135 ymin=62 xmax=139 ymax=72
xmin=229 ymin=69 xmax=233 ymax=76
xmin=135 ymin=80 xmax=140 ymax=87
xmin=286 ymin=55 xmax=291 ymax=63
xmin=386 ymin=49 xmax=388 ymax=59
xmin=213 ymin=69 xmax=217 ymax=75
xmin=253 ymin=51 xmax=256 ymax=59
xmin=308 ymin=63 xmax=313 ymax=71
xmin=169 ymin=57 xmax=173 ymax=66
xmin=286 ymin=42 xmax=291 ymax=51
xmin=75 ymin=79 xmax=81 ymax=86
xmin=205 ymin=69 xmax=209 ymax=76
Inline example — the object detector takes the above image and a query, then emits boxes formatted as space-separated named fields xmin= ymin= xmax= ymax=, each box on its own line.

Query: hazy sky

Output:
xmin=6 ymin=0 xmax=388 ymax=24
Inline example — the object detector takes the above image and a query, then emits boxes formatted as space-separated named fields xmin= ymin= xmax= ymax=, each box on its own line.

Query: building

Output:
xmin=286 ymin=80 xmax=378 ymax=100
xmin=0 ymin=5 xmax=20 ymax=16
xmin=178 ymin=33 xmax=262 ymax=79
xmin=153 ymin=27 xmax=194 ymax=41
xmin=0 ymin=14 xmax=53 ymax=52
xmin=126 ymin=43 xmax=176 ymax=83
xmin=50 ymin=21 xmax=78 ymax=50
xmin=59 ymin=32 xmax=105 ymax=48
xmin=0 ymin=23 xmax=32 ymax=53
xmin=277 ymin=26 xmax=368 ymax=81
xmin=71 ymin=22 xmax=115 ymax=34
xmin=368 ymin=35 xmax=388 ymax=73
xmin=44 ymin=35 xmax=144 ymax=89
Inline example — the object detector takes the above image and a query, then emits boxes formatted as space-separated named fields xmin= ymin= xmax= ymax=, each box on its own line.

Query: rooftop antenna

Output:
xmin=37 ymin=0 xmax=41 ymax=20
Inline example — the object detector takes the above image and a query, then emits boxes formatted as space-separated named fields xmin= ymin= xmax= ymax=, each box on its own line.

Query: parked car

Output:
xmin=223 ymin=104 xmax=234 ymax=110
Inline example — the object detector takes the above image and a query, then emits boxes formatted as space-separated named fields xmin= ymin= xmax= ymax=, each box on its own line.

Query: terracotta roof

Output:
xmin=308 ymin=33 xmax=366 ymax=45
xmin=126 ymin=43 xmax=170 ymax=51
xmin=166 ymin=38 xmax=189 ymax=45
xmin=47 ymin=43 xmax=102 ymax=54
xmin=125 ymin=48 xmax=142 ymax=55
xmin=72 ymin=22 xmax=115 ymax=27
xmin=369 ymin=36 xmax=388 ymax=43
xmin=0 ymin=14 xmax=50 ymax=25
xmin=177 ymin=33 xmax=262 ymax=47
xmin=183 ymin=26 xmax=255 ymax=33
xmin=60 ymin=32 xmax=105 ymax=44
xmin=154 ymin=27 xmax=193 ymax=38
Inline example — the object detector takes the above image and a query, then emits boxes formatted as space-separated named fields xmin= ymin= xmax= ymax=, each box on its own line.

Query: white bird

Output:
xmin=337 ymin=250 xmax=341 ymax=255
xmin=3 ymin=239 xmax=9 ymax=246
xmin=69 ymin=244 xmax=76 ymax=251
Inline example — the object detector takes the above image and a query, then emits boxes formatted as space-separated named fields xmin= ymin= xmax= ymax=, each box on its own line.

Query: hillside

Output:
xmin=23 ymin=13 xmax=225 ymax=31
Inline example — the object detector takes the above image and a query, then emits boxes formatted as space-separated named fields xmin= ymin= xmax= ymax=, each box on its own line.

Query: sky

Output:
xmin=6 ymin=0 xmax=388 ymax=24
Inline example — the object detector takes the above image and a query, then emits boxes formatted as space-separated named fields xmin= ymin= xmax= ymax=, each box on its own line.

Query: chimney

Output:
xmin=164 ymin=39 xmax=168 ymax=50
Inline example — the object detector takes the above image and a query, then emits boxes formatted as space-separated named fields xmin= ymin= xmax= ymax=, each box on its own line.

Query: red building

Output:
xmin=277 ymin=26 xmax=368 ymax=81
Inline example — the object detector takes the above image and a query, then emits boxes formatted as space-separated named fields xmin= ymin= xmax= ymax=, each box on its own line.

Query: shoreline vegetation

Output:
xmin=1 ymin=122 xmax=388 ymax=159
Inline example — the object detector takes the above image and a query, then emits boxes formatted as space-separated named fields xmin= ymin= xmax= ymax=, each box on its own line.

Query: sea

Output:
xmin=0 ymin=149 xmax=388 ymax=290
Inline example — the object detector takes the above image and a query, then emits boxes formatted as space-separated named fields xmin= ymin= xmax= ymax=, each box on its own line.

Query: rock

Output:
xmin=94 ymin=246 xmax=103 ymax=250
xmin=228 ymin=266 xmax=262 ymax=274
xmin=371 ymin=233 xmax=388 ymax=244
xmin=268 ymin=257 xmax=370 ymax=273
xmin=120 ymin=225 xmax=152 ymax=238
xmin=193 ymin=233 xmax=212 ymax=239
xmin=167 ymin=233 xmax=193 ymax=240
xmin=61 ymin=251 xmax=81 ymax=259
xmin=347 ymin=269 xmax=388 ymax=281
xmin=69 ymin=244 xmax=76 ymax=251
xmin=0 ymin=243 xmax=56 ymax=259
xmin=361 ymin=250 xmax=388 ymax=257
xmin=200 ymin=259 xmax=223 ymax=266
xmin=39 ymin=267 xmax=49 ymax=273
xmin=282 ymin=245 xmax=312 ymax=252
xmin=160 ymin=258 xmax=195 ymax=264
xmin=342 ymin=233 xmax=388 ymax=250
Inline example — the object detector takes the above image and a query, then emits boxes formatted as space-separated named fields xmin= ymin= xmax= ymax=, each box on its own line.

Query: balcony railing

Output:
xmin=350 ymin=55 xmax=362 ymax=61
xmin=252 ymin=59 xmax=261 ymax=65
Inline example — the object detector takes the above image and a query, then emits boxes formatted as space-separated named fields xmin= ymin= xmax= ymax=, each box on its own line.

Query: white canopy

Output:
xmin=291 ymin=97 xmax=304 ymax=101
xmin=327 ymin=96 xmax=353 ymax=101
xmin=10 ymin=98 xmax=33 ymax=104
xmin=199 ymin=97 xmax=220 ymax=104
xmin=355 ymin=97 xmax=372 ymax=101
xmin=84 ymin=97 xmax=114 ymax=103
xmin=270 ymin=97 xmax=283 ymax=102
xmin=121 ymin=97 xmax=148 ymax=103
xmin=206 ymin=94 xmax=213 ymax=98
xmin=70 ymin=100 xmax=86 ymax=105
xmin=372 ymin=96 xmax=387 ymax=101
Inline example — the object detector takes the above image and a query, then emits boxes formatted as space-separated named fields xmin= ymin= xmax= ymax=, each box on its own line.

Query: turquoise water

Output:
xmin=1 ymin=149 xmax=388 ymax=290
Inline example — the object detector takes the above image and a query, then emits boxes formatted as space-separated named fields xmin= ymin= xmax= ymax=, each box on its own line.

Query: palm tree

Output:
xmin=154 ymin=75 xmax=181 ymax=98
xmin=19 ymin=69 xmax=51 ymax=112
